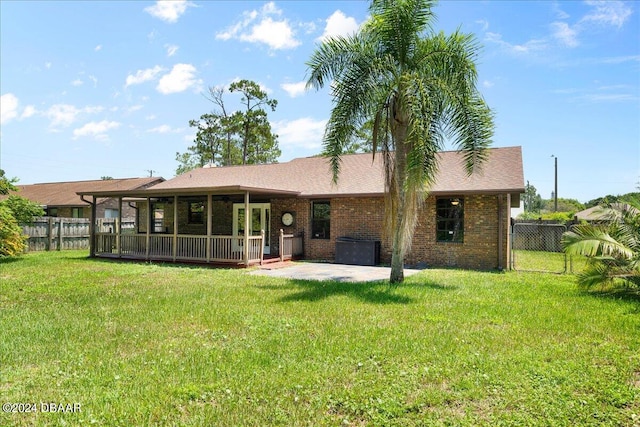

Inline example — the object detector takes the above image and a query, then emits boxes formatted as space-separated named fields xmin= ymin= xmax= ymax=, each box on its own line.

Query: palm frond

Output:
xmin=562 ymin=225 xmax=634 ymax=259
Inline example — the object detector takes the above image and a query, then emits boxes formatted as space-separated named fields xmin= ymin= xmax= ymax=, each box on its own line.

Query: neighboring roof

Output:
xmin=79 ymin=146 xmax=524 ymax=198
xmin=5 ymin=177 xmax=164 ymax=207
xmin=575 ymin=203 xmax=632 ymax=221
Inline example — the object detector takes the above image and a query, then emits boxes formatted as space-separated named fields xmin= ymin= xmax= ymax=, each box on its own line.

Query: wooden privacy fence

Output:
xmin=22 ymin=217 xmax=136 ymax=252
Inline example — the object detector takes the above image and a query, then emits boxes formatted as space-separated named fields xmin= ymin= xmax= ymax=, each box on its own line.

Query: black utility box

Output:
xmin=335 ymin=237 xmax=381 ymax=266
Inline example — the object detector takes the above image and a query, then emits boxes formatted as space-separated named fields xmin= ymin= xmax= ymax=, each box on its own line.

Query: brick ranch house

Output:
xmin=7 ymin=177 xmax=164 ymax=219
xmin=78 ymin=146 xmax=524 ymax=270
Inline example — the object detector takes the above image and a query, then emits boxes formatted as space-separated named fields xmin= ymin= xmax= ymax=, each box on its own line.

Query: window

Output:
xmin=311 ymin=201 xmax=330 ymax=239
xmin=188 ymin=201 xmax=205 ymax=224
xmin=152 ymin=203 xmax=165 ymax=233
xmin=72 ymin=207 xmax=84 ymax=218
xmin=436 ymin=198 xmax=464 ymax=243
xmin=104 ymin=208 xmax=119 ymax=219
xmin=48 ymin=208 xmax=58 ymax=217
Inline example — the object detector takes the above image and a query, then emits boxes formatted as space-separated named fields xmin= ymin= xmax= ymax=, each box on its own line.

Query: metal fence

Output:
xmin=511 ymin=223 xmax=569 ymax=273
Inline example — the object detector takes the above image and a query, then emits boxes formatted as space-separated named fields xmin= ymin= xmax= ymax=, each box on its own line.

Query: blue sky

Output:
xmin=1 ymin=0 xmax=638 ymax=203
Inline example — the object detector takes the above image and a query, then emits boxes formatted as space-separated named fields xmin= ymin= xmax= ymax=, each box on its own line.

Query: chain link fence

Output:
xmin=511 ymin=223 xmax=568 ymax=273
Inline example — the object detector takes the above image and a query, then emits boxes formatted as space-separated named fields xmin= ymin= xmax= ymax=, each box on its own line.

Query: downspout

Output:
xmin=80 ymin=195 xmax=96 ymax=257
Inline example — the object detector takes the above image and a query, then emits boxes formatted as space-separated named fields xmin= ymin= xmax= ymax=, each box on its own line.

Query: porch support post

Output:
xmin=173 ymin=195 xmax=178 ymax=261
xmin=89 ymin=196 xmax=96 ymax=257
xmin=243 ymin=191 xmax=250 ymax=266
xmin=279 ymin=229 xmax=284 ymax=262
xmin=117 ymin=197 xmax=123 ymax=258
xmin=260 ymin=229 xmax=265 ymax=265
xmin=145 ymin=197 xmax=151 ymax=260
xmin=206 ymin=194 xmax=212 ymax=262
xmin=497 ymin=194 xmax=503 ymax=271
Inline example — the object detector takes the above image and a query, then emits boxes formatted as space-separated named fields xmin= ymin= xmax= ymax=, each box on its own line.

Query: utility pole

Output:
xmin=551 ymin=155 xmax=558 ymax=212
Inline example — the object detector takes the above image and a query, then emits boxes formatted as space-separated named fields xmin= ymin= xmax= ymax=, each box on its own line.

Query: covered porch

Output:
xmin=79 ymin=187 xmax=304 ymax=267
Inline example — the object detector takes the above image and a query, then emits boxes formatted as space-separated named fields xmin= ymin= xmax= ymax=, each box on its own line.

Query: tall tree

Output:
xmin=229 ymin=79 xmax=280 ymax=165
xmin=523 ymin=181 xmax=543 ymax=213
xmin=176 ymin=81 xmax=280 ymax=174
xmin=307 ymin=0 xmax=493 ymax=283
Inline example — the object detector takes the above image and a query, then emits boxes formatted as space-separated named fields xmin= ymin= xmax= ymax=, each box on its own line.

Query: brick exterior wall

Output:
xmin=272 ymin=194 xmax=510 ymax=270
xmin=131 ymin=193 xmax=511 ymax=270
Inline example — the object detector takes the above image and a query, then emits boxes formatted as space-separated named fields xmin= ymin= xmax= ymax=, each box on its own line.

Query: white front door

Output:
xmin=233 ymin=203 xmax=271 ymax=254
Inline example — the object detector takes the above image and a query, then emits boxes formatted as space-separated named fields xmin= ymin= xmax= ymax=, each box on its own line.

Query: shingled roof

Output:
xmin=152 ymin=146 xmax=523 ymax=196
xmin=78 ymin=146 xmax=524 ymax=198
xmin=7 ymin=177 xmax=164 ymax=206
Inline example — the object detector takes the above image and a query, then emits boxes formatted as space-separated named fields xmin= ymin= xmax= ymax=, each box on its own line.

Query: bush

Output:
xmin=0 ymin=205 xmax=27 ymax=257
xmin=0 ymin=195 xmax=44 ymax=225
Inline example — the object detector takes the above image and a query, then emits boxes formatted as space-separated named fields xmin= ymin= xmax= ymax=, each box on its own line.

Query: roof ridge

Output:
xmin=21 ymin=177 xmax=161 ymax=186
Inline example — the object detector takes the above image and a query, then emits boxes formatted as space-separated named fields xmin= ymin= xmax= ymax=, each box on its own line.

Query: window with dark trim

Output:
xmin=311 ymin=201 xmax=330 ymax=239
xmin=72 ymin=207 xmax=84 ymax=218
xmin=188 ymin=201 xmax=205 ymax=224
xmin=436 ymin=197 xmax=464 ymax=243
xmin=48 ymin=208 xmax=58 ymax=217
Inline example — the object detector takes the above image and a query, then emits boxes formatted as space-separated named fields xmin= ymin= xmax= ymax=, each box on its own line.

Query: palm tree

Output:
xmin=562 ymin=200 xmax=640 ymax=290
xmin=306 ymin=0 xmax=494 ymax=283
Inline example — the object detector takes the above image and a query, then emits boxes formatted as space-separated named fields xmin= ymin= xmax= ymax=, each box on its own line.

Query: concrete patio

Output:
xmin=249 ymin=262 xmax=422 ymax=282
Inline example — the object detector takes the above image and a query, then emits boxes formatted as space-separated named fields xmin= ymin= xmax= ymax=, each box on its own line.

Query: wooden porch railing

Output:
xmin=279 ymin=229 xmax=304 ymax=262
xmin=94 ymin=233 xmax=264 ymax=265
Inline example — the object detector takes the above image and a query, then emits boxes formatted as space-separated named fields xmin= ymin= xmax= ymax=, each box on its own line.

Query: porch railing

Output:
xmin=280 ymin=230 xmax=304 ymax=262
xmin=94 ymin=233 xmax=264 ymax=265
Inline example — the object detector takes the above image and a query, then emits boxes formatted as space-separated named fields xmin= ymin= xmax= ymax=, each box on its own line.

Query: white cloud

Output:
xmin=94 ymin=44 xmax=102 ymax=52
xmin=318 ymin=10 xmax=359 ymax=41
xmin=89 ymin=75 xmax=98 ymax=87
xmin=582 ymin=0 xmax=632 ymax=28
xmin=73 ymin=120 xmax=121 ymax=141
xmin=482 ymin=80 xmax=494 ymax=88
xmin=216 ymin=2 xmax=300 ymax=50
xmin=45 ymin=104 xmax=81 ymax=127
xmin=552 ymin=2 xmax=570 ymax=20
xmin=1 ymin=93 xmax=19 ymax=124
xmin=550 ymin=22 xmax=579 ymax=48
xmin=71 ymin=79 xmax=84 ymax=86
xmin=21 ymin=105 xmax=37 ymax=119
xmin=125 ymin=65 xmax=164 ymax=87
xmin=485 ymin=32 xmax=547 ymax=54
xmin=125 ymin=105 xmax=143 ymax=113
xmin=240 ymin=17 xmax=300 ymax=50
xmin=45 ymin=104 xmax=103 ymax=128
xmin=147 ymin=124 xmax=173 ymax=133
xmin=156 ymin=63 xmax=202 ymax=94
xmin=165 ymin=44 xmax=179 ymax=57
xmin=45 ymin=62 xmax=52 ymax=69
xmin=144 ymin=0 xmax=194 ymax=23
xmin=475 ymin=19 xmax=489 ymax=32
xmin=272 ymin=117 xmax=327 ymax=150
xmin=281 ymin=81 xmax=307 ymax=98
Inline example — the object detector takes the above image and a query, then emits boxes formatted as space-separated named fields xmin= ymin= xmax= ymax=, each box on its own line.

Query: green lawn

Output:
xmin=512 ymin=249 xmax=589 ymax=274
xmin=1 ymin=251 xmax=638 ymax=426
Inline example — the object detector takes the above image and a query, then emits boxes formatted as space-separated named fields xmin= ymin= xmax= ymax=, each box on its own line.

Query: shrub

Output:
xmin=0 ymin=205 xmax=27 ymax=257
xmin=562 ymin=200 xmax=640 ymax=291
xmin=0 ymin=195 xmax=44 ymax=225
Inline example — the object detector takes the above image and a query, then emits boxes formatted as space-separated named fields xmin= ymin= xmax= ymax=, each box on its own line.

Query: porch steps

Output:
xmin=258 ymin=258 xmax=293 ymax=270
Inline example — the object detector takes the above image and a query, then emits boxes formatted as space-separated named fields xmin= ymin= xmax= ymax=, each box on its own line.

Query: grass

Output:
xmin=1 ymin=251 xmax=639 ymax=426
xmin=512 ymin=249 xmax=589 ymax=274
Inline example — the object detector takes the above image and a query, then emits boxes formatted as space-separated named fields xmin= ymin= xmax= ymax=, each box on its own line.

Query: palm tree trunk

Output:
xmin=389 ymin=99 xmax=409 ymax=284
xmin=390 ymin=226 xmax=405 ymax=283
